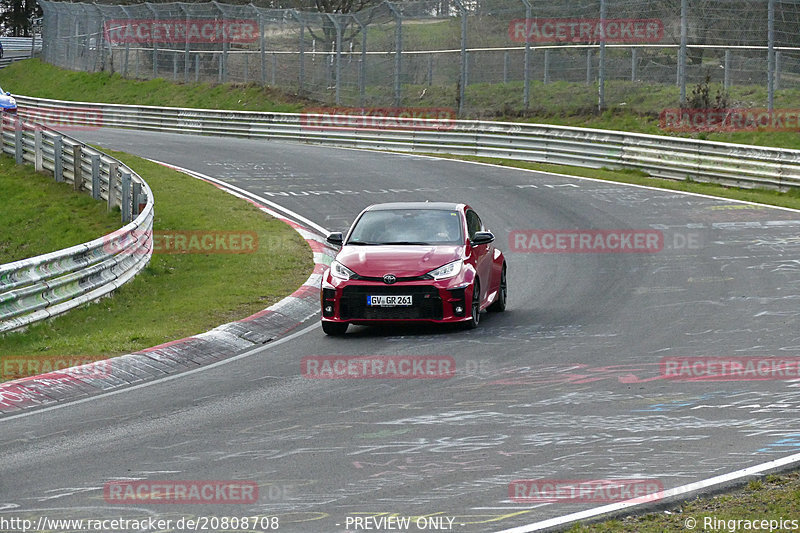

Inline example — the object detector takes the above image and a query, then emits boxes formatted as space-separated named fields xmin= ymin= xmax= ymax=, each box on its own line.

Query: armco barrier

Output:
xmin=15 ymin=94 xmax=800 ymax=191
xmin=0 ymin=113 xmax=154 ymax=334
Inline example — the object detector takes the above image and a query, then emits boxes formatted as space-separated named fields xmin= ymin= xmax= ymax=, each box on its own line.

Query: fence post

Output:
xmin=91 ymin=153 xmax=101 ymax=200
xmin=679 ymin=0 xmax=687 ymax=106
xmin=586 ymin=47 xmax=592 ymax=84
xmin=503 ymin=51 xmax=508 ymax=84
xmin=132 ymin=181 xmax=142 ymax=217
xmin=768 ymin=0 xmax=775 ymax=111
xmin=775 ymin=50 xmax=781 ymax=92
xmin=631 ymin=47 xmax=637 ymax=81
xmin=182 ymin=5 xmax=191 ymax=83
xmin=724 ymin=49 xmax=731 ymax=89
xmin=296 ymin=11 xmax=305 ymax=95
xmin=543 ymin=49 xmax=550 ymax=84
xmin=53 ymin=135 xmax=63 ymax=182
xmin=107 ymin=161 xmax=118 ymax=211
xmin=386 ymin=3 xmax=403 ymax=107
xmin=454 ymin=0 xmax=467 ymax=116
xmin=35 ymin=129 xmax=43 ymax=172
xmin=121 ymin=171 xmax=132 ymax=223
xmin=72 ymin=144 xmax=82 ymax=191
xmin=598 ymin=0 xmax=606 ymax=111
xmin=14 ymin=120 xmax=23 ymax=165
xmin=258 ymin=8 xmax=266 ymax=86
xmin=521 ymin=0 xmax=531 ymax=108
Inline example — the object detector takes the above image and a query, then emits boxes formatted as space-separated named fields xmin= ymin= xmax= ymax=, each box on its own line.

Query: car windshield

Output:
xmin=347 ymin=208 xmax=463 ymax=245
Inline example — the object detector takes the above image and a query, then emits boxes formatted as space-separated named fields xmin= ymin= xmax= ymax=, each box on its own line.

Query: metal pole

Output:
xmin=543 ymin=49 xmax=550 ymax=84
xmin=768 ymin=0 xmax=775 ymax=111
xmin=297 ymin=12 xmax=305 ymax=96
xmin=679 ymin=0 xmax=687 ymax=106
xmin=456 ymin=0 xmax=467 ymax=116
xmin=146 ymin=4 xmax=158 ymax=79
xmin=91 ymin=154 xmax=101 ymax=200
xmin=631 ymin=47 xmax=637 ymax=81
xmin=35 ymin=129 xmax=43 ymax=172
xmin=522 ymin=0 xmax=531 ymax=108
xmin=107 ymin=162 xmax=118 ymax=211
xmin=258 ymin=8 xmax=266 ymax=86
xmin=598 ymin=0 xmax=606 ymax=112
xmin=54 ymin=136 xmax=63 ymax=183
xmin=586 ymin=47 xmax=592 ymax=84
xmin=73 ymin=144 xmax=82 ymax=191
xmin=182 ymin=5 xmax=190 ymax=83
xmin=503 ymin=51 xmax=508 ymax=84
xmin=724 ymin=49 xmax=731 ymax=90
xmin=387 ymin=3 xmax=403 ymax=107
xmin=775 ymin=50 xmax=781 ymax=92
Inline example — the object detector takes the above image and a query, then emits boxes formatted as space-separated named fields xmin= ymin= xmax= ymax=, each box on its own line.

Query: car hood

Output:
xmin=0 ymin=94 xmax=16 ymax=109
xmin=337 ymin=245 xmax=464 ymax=278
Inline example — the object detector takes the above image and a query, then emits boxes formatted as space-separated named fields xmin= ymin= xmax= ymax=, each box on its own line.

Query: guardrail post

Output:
xmin=121 ymin=171 xmax=132 ymax=223
xmin=73 ymin=144 xmax=83 ymax=191
xmin=132 ymin=181 xmax=142 ymax=216
xmin=34 ymin=128 xmax=43 ymax=172
xmin=91 ymin=154 xmax=101 ymax=200
xmin=107 ymin=161 xmax=118 ymax=211
xmin=14 ymin=120 xmax=23 ymax=164
xmin=53 ymin=135 xmax=63 ymax=182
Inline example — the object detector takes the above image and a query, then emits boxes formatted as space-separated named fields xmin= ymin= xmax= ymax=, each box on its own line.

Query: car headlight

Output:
xmin=426 ymin=260 xmax=463 ymax=280
xmin=330 ymin=260 xmax=356 ymax=280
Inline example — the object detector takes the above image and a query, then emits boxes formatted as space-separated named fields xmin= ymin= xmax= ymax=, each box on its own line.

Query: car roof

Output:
xmin=363 ymin=202 xmax=464 ymax=212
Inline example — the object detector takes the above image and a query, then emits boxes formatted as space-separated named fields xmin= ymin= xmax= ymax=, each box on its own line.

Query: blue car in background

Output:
xmin=0 ymin=87 xmax=17 ymax=114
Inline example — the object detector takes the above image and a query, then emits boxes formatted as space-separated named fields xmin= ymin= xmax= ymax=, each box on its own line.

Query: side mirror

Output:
xmin=471 ymin=231 xmax=495 ymax=246
xmin=326 ymin=232 xmax=344 ymax=246
xmin=5 ymin=93 xmax=9 ymax=96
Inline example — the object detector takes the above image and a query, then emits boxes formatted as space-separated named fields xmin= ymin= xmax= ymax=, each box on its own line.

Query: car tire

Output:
xmin=322 ymin=321 xmax=348 ymax=336
xmin=488 ymin=264 xmax=507 ymax=312
xmin=465 ymin=280 xmax=480 ymax=329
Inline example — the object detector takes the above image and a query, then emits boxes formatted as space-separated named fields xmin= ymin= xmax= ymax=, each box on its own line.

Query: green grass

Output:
xmin=566 ymin=471 xmax=800 ymax=532
xmin=0 ymin=58 xmax=307 ymax=112
xmin=0 ymin=151 xmax=313 ymax=372
xmin=0 ymin=155 xmax=122 ymax=264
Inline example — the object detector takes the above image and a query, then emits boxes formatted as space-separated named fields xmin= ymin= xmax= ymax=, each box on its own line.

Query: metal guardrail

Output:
xmin=0 ymin=113 xmax=154 ymax=334
xmin=15 ymin=94 xmax=800 ymax=192
xmin=1 ymin=37 xmax=42 ymax=51
xmin=0 ymin=55 xmax=31 ymax=69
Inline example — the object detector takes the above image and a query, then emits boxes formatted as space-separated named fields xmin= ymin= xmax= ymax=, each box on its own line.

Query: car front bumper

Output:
xmin=320 ymin=276 xmax=475 ymax=325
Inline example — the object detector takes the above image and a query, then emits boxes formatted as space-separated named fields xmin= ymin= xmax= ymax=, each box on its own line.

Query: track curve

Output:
xmin=2 ymin=128 xmax=800 ymax=532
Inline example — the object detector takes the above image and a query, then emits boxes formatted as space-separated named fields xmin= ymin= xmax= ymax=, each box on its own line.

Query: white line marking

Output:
xmin=494 ymin=451 xmax=800 ymax=532
xmin=0 ymin=322 xmax=320 ymax=424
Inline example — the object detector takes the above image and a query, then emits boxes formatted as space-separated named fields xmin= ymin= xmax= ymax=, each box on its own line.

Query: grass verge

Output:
xmin=0 ymin=150 xmax=313 ymax=376
xmin=0 ymin=154 xmax=122 ymax=263
xmin=567 ymin=473 xmax=800 ymax=532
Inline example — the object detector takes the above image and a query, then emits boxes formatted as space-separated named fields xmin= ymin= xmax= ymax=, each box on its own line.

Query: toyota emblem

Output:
xmin=383 ymin=274 xmax=397 ymax=284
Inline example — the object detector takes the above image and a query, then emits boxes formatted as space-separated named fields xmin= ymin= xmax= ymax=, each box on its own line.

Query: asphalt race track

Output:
xmin=2 ymin=128 xmax=800 ymax=532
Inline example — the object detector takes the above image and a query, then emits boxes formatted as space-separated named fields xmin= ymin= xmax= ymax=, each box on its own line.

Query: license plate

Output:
xmin=367 ymin=295 xmax=413 ymax=307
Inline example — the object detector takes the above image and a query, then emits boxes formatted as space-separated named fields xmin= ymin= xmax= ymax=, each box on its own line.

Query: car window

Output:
xmin=465 ymin=210 xmax=483 ymax=240
xmin=348 ymin=209 xmax=463 ymax=245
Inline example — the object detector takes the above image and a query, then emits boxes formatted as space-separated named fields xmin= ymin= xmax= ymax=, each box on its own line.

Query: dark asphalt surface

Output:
xmin=2 ymin=129 xmax=800 ymax=532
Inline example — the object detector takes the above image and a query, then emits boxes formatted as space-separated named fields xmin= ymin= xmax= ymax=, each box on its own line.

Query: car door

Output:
xmin=466 ymin=209 xmax=492 ymax=304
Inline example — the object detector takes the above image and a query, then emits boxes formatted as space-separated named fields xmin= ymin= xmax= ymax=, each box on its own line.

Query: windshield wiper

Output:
xmin=378 ymin=241 xmax=431 ymax=245
xmin=347 ymin=240 xmax=381 ymax=245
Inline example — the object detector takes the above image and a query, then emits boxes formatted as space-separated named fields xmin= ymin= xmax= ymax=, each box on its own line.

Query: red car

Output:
xmin=320 ymin=202 xmax=507 ymax=335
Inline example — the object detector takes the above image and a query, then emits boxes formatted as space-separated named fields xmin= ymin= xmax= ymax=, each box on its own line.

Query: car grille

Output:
xmin=340 ymin=285 xmax=443 ymax=320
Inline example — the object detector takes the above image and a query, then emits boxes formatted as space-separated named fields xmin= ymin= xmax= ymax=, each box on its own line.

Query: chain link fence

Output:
xmin=38 ymin=0 xmax=800 ymax=116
